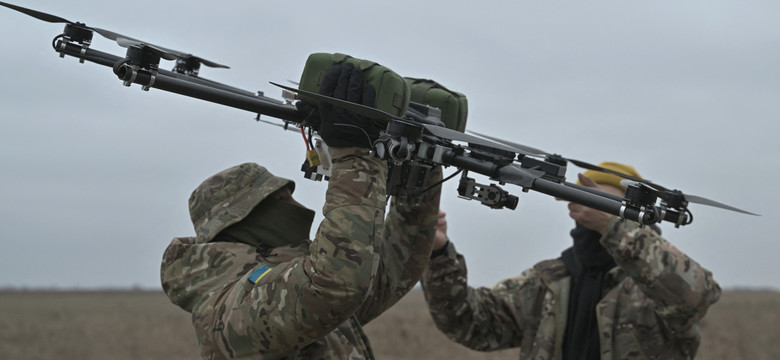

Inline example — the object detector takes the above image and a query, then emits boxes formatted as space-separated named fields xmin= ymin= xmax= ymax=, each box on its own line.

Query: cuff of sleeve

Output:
xmin=322 ymin=146 xmax=387 ymax=213
xmin=430 ymin=240 xmax=451 ymax=259
xmin=603 ymin=216 xmax=624 ymax=236
xmin=600 ymin=216 xmax=645 ymax=254
xmin=429 ymin=241 xmax=459 ymax=266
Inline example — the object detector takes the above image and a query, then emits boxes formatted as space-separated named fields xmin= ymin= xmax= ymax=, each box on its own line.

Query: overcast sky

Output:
xmin=0 ymin=0 xmax=777 ymax=291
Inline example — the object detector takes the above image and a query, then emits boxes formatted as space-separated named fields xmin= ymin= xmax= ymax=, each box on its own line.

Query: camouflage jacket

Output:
xmin=421 ymin=217 xmax=721 ymax=360
xmin=161 ymin=147 xmax=441 ymax=359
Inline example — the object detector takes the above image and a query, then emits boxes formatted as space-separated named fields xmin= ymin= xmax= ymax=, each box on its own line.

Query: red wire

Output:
xmin=301 ymin=127 xmax=311 ymax=151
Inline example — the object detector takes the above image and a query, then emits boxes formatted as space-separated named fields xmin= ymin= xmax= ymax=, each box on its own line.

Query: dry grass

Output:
xmin=0 ymin=289 xmax=776 ymax=359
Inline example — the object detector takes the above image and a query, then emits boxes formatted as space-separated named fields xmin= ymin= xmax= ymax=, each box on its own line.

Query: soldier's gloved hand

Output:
xmin=295 ymin=99 xmax=320 ymax=129
xmin=316 ymin=62 xmax=380 ymax=148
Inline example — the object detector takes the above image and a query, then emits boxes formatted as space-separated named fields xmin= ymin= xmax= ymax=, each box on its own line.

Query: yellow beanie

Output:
xmin=577 ymin=161 xmax=641 ymax=191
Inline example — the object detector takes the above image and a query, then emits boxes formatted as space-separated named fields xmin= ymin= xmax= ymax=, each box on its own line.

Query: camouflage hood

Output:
xmin=189 ymin=162 xmax=294 ymax=244
xmin=160 ymin=236 xmax=309 ymax=313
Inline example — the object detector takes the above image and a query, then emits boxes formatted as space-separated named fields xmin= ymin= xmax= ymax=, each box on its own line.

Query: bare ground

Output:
xmin=0 ymin=289 xmax=776 ymax=359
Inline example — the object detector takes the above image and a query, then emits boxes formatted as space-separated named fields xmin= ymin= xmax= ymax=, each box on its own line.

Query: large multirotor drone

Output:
xmin=1 ymin=1 xmax=758 ymax=228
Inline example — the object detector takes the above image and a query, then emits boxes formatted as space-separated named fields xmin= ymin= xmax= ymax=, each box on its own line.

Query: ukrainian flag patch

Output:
xmin=248 ymin=265 xmax=273 ymax=284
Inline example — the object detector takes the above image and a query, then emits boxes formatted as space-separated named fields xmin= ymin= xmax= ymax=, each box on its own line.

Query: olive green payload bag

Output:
xmin=298 ymin=53 xmax=410 ymax=118
xmin=404 ymin=77 xmax=468 ymax=132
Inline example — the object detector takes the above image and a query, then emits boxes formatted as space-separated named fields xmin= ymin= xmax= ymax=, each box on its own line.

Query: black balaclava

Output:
xmin=216 ymin=197 xmax=315 ymax=252
xmin=561 ymin=222 xmax=616 ymax=360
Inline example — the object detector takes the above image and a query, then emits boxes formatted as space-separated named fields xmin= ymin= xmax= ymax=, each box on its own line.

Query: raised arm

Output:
xmin=420 ymin=217 xmax=529 ymax=351
xmin=355 ymin=166 xmax=444 ymax=323
xmin=215 ymin=62 xmax=393 ymax=356
xmin=600 ymin=217 xmax=721 ymax=334
xmin=214 ymin=147 xmax=388 ymax=356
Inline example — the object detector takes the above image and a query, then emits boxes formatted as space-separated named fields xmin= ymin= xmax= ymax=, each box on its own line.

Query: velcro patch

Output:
xmin=248 ymin=265 xmax=273 ymax=284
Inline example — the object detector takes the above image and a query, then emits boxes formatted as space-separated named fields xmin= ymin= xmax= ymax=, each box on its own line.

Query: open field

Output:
xmin=0 ymin=289 xmax=777 ymax=359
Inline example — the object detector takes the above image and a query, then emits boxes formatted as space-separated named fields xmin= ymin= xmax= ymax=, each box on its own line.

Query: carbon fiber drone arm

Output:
xmin=410 ymin=141 xmax=678 ymax=226
xmin=53 ymin=41 xmax=301 ymax=123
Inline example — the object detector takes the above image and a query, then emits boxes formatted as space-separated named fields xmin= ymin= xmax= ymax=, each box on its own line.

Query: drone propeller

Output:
xmin=1 ymin=1 xmax=76 ymax=25
xmin=0 ymin=1 xmax=111 ymax=43
xmin=114 ymin=36 xmax=228 ymax=69
xmin=468 ymin=130 xmax=666 ymax=187
xmin=470 ymin=130 xmax=759 ymax=216
xmin=0 ymin=1 xmax=228 ymax=71
xmin=684 ymin=194 xmax=759 ymax=216
xmin=420 ymin=124 xmax=530 ymax=155
xmin=619 ymin=180 xmax=758 ymax=216
xmin=468 ymin=130 xmax=550 ymax=157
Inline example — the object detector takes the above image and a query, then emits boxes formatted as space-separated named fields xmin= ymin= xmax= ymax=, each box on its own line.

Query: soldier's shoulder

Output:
xmin=534 ymin=257 xmax=567 ymax=278
xmin=490 ymin=258 xmax=556 ymax=292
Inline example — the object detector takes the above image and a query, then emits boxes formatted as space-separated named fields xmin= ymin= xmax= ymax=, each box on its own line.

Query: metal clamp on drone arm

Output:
xmin=52 ymin=25 xmax=93 ymax=64
xmin=373 ymin=119 xmax=433 ymax=198
xmin=373 ymin=119 xmax=424 ymax=163
xmin=112 ymin=47 xmax=161 ymax=91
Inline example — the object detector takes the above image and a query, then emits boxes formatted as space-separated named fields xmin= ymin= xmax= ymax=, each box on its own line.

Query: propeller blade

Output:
xmin=468 ymin=130 xmax=550 ymax=156
xmin=113 ymin=36 xmax=228 ymax=68
xmin=0 ymin=1 xmax=72 ymax=24
xmin=193 ymin=56 xmax=229 ymax=69
xmin=423 ymin=125 xmax=531 ymax=155
xmin=269 ymin=81 xmax=396 ymax=122
xmin=684 ymin=194 xmax=760 ymax=216
xmin=570 ymin=157 xmax=667 ymax=190
xmin=143 ymin=43 xmax=188 ymax=61
xmin=0 ymin=2 xmax=228 ymax=69
xmin=114 ymin=37 xmax=179 ymax=61
xmin=90 ymin=26 xmax=134 ymax=42
xmin=114 ymin=36 xmax=227 ymax=68
xmin=467 ymin=130 xmax=673 ymax=191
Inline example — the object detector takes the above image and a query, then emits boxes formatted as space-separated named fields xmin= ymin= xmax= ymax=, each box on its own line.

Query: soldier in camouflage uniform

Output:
xmin=160 ymin=63 xmax=442 ymax=359
xmin=422 ymin=162 xmax=721 ymax=360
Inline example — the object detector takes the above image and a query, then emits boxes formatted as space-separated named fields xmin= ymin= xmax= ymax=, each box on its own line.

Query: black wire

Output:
xmin=413 ymin=168 xmax=463 ymax=196
xmin=51 ymin=34 xmax=65 ymax=51
xmin=307 ymin=127 xmax=315 ymax=149
xmin=332 ymin=123 xmax=376 ymax=151
xmin=685 ymin=208 xmax=694 ymax=225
